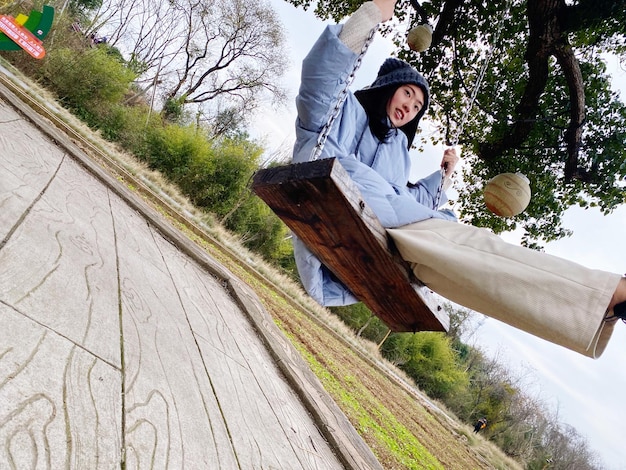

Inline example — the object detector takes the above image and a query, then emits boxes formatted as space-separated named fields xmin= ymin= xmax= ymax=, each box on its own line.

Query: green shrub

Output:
xmin=174 ymin=135 xmax=260 ymax=214
xmin=162 ymin=95 xmax=187 ymax=123
xmin=223 ymin=194 xmax=292 ymax=264
xmin=382 ymin=332 xmax=468 ymax=400
xmin=42 ymin=47 xmax=135 ymax=118
xmin=97 ymin=103 xmax=159 ymax=156
xmin=144 ymin=124 xmax=210 ymax=179
xmin=331 ymin=304 xmax=389 ymax=343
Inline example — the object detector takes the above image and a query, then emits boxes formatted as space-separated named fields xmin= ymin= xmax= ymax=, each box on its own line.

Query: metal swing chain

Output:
xmin=310 ymin=26 xmax=380 ymax=162
xmin=310 ymin=2 xmax=507 ymax=210
xmin=432 ymin=3 xmax=509 ymax=210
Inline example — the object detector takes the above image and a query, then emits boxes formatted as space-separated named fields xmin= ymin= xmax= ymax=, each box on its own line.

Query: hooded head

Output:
xmin=355 ymin=58 xmax=429 ymax=148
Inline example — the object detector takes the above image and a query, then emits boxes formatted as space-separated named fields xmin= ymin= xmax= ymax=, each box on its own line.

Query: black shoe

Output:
xmin=614 ymin=301 xmax=626 ymax=321
xmin=607 ymin=300 xmax=626 ymax=323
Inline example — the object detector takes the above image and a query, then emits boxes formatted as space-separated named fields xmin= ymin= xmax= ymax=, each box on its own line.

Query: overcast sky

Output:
xmin=251 ymin=2 xmax=626 ymax=468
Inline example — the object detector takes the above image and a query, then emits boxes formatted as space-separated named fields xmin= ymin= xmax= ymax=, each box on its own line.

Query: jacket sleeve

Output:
xmin=295 ymin=25 xmax=357 ymax=136
xmin=291 ymin=25 xmax=366 ymax=306
xmin=338 ymin=2 xmax=381 ymax=53
xmin=407 ymin=170 xmax=451 ymax=209
xmin=338 ymin=157 xmax=457 ymax=227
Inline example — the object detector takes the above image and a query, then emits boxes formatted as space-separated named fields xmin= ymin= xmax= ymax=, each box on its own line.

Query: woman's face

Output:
xmin=386 ymin=84 xmax=425 ymax=128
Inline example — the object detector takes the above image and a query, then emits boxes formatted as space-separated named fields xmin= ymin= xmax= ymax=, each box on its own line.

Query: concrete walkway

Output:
xmin=0 ymin=75 xmax=381 ymax=469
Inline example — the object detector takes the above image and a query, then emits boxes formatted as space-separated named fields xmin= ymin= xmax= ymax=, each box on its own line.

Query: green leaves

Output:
xmin=42 ymin=46 xmax=135 ymax=115
xmin=381 ymin=331 xmax=468 ymax=400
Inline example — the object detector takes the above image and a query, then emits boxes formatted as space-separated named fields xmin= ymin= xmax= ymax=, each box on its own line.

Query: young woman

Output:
xmin=291 ymin=0 xmax=626 ymax=358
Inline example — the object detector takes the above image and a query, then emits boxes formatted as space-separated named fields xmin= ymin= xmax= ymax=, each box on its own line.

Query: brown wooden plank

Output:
xmin=252 ymin=158 xmax=449 ymax=332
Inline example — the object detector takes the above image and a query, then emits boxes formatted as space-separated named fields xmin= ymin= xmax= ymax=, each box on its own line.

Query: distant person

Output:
xmin=89 ymin=31 xmax=107 ymax=45
xmin=473 ymin=417 xmax=487 ymax=433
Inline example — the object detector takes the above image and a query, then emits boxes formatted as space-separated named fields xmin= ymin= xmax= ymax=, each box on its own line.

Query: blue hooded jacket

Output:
xmin=292 ymin=24 xmax=457 ymax=306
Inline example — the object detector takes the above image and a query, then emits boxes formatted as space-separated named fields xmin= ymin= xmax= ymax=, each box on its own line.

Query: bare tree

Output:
xmin=89 ymin=0 xmax=187 ymax=78
xmin=88 ymin=0 xmax=287 ymax=122
xmin=162 ymin=0 xmax=288 ymax=111
xmin=542 ymin=419 xmax=602 ymax=470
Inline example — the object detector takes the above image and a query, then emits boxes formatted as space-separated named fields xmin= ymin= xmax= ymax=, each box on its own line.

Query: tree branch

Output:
xmin=478 ymin=0 xmax=559 ymax=160
xmin=553 ymin=42 xmax=586 ymax=181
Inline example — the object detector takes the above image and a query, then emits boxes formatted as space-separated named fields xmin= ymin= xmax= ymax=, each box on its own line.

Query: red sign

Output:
xmin=0 ymin=15 xmax=45 ymax=59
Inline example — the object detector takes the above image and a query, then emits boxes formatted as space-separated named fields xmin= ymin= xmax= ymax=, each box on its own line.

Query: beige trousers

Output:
xmin=387 ymin=219 xmax=622 ymax=358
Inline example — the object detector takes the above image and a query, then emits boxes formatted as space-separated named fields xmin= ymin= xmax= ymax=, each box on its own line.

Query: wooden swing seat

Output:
xmin=252 ymin=158 xmax=449 ymax=332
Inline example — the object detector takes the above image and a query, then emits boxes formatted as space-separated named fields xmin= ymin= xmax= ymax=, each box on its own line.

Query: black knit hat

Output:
xmin=355 ymin=58 xmax=429 ymax=148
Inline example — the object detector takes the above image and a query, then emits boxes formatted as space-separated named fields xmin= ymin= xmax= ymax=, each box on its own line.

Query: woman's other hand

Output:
xmin=441 ymin=147 xmax=460 ymax=178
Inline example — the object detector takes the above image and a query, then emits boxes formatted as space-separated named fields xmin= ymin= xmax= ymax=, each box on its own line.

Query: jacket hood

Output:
xmin=354 ymin=58 xmax=429 ymax=148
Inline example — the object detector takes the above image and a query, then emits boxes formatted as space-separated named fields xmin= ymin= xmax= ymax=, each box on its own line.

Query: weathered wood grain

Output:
xmin=0 ymin=156 xmax=122 ymax=368
xmin=0 ymin=99 xmax=64 ymax=242
xmin=112 ymin=195 xmax=346 ymax=469
xmin=112 ymin=200 xmax=226 ymax=469
xmin=252 ymin=159 xmax=449 ymax=332
xmin=157 ymin=233 xmax=344 ymax=469
xmin=0 ymin=302 xmax=122 ymax=469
